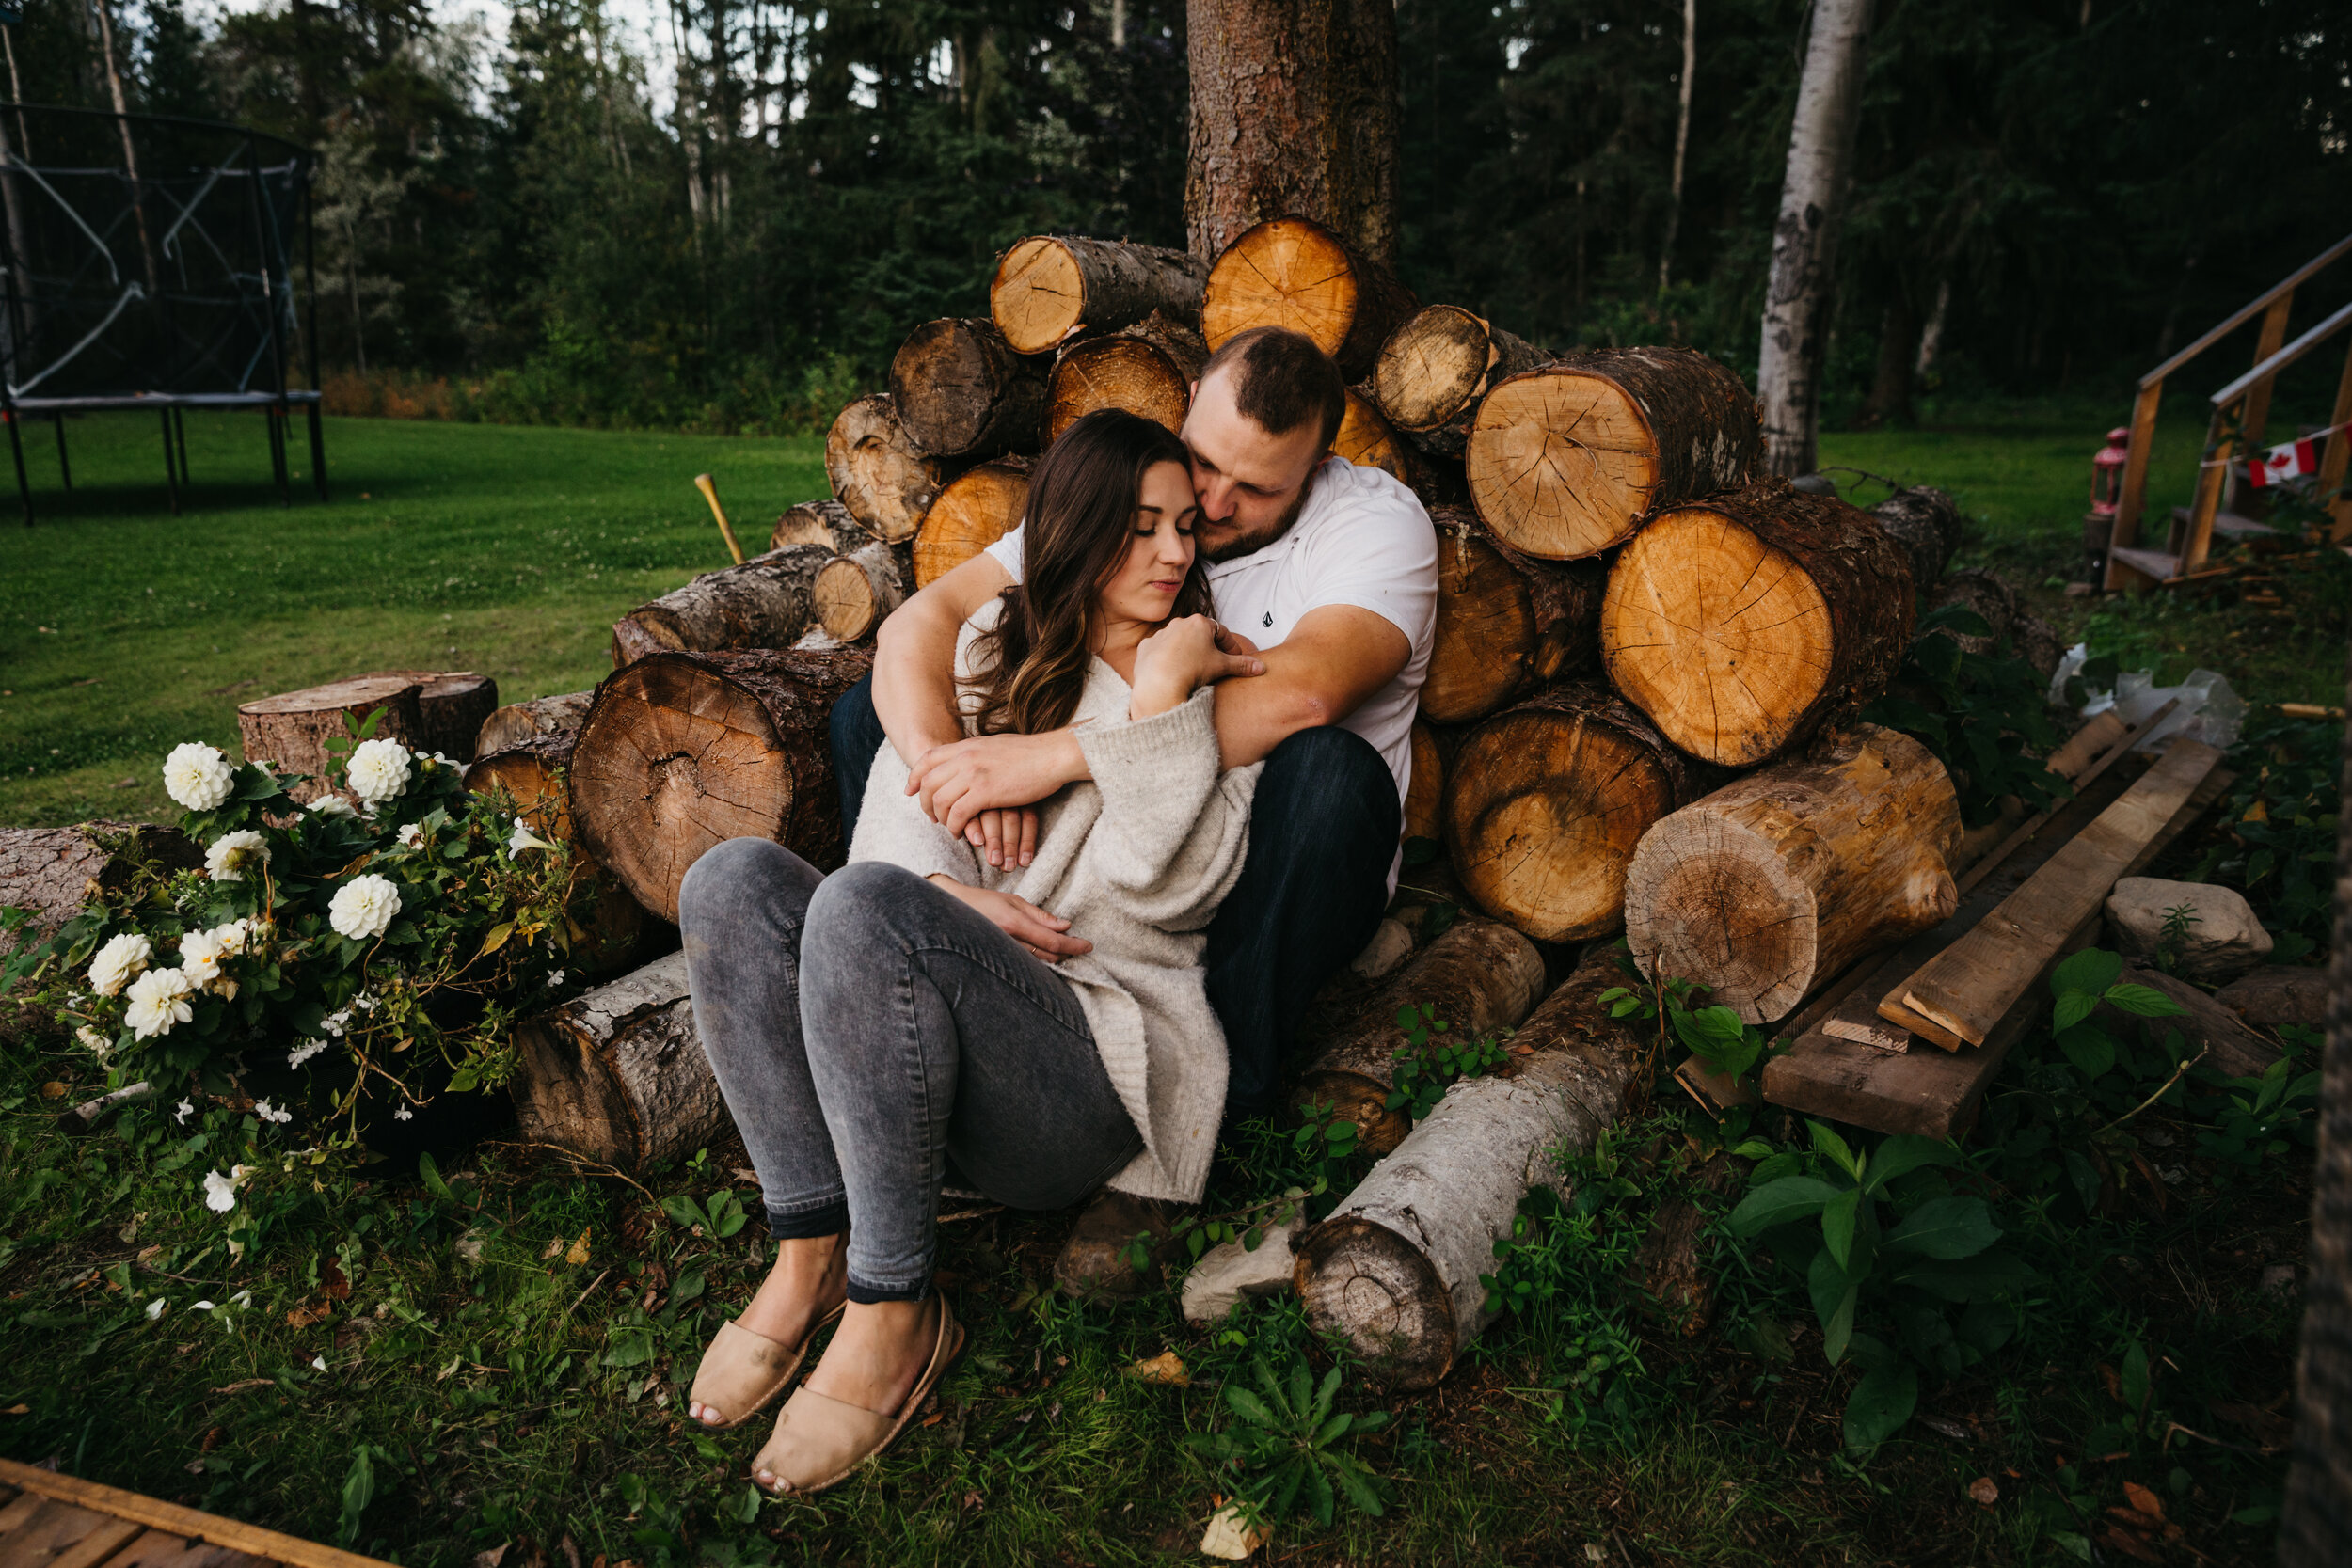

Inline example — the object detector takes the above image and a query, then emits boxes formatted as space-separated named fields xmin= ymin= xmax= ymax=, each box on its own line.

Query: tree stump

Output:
xmin=1334 ymin=387 xmax=1422 ymax=493
xmin=238 ymin=674 xmax=430 ymax=800
xmin=511 ymin=952 xmax=726 ymax=1171
xmin=812 ymin=541 xmax=908 ymax=643
xmin=0 ymin=823 xmax=199 ymax=953
xmin=1373 ymin=307 xmax=1551 ymax=457
xmin=991 ymin=237 xmax=1209 ymax=354
xmin=1200 ymin=216 xmax=1419 ymax=380
xmin=474 ymin=692 xmax=595 ymax=759
xmin=825 ymin=393 xmax=948 ymax=545
xmin=1601 ymin=477 xmax=1915 ymax=767
xmin=1466 ymin=347 xmax=1760 ymax=560
xmin=1624 ymin=722 xmax=1963 ymax=1023
xmin=1295 ymin=947 xmax=1647 ymax=1388
xmin=1291 ymin=917 xmax=1549 ymax=1154
xmin=367 ymin=671 xmax=500 ymax=761
xmin=610 ymin=545 xmax=833 ymax=669
xmin=769 ymin=498 xmax=875 ymax=555
xmin=1422 ymin=507 xmax=1600 ymax=723
xmin=1869 ymin=484 xmax=1963 ymax=593
xmin=1444 ymin=683 xmax=1713 ymax=943
xmin=1404 ymin=721 xmax=1443 ymax=844
xmin=914 ymin=459 xmax=1032 ymax=588
xmin=567 ymin=647 xmax=872 ymax=926
xmin=1045 ymin=312 xmax=1206 ymax=443
xmin=889 ymin=318 xmax=1047 ymax=460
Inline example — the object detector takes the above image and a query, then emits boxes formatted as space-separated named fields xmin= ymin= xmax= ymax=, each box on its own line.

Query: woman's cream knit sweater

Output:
xmin=846 ymin=602 xmax=1262 ymax=1204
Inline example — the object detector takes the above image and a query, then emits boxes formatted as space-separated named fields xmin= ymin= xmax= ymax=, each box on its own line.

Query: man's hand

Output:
xmin=927 ymin=875 xmax=1092 ymax=964
xmin=907 ymin=730 xmax=1087 ymax=839
xmin=963 ymin=807 xmax=1040 ymax=870
xmin=1130 ymin=614 xmax=1266 ymax=718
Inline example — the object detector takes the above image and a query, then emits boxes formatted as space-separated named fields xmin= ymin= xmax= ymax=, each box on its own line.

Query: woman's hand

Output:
xmin=927 ymin=874 xmax=1092 ymax=964
xmin=1130 ymin=615 xmax=1263 ymax=719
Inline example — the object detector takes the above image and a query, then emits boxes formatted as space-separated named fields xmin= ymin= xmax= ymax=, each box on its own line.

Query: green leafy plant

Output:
xmin=1601 ymin=948 xmax=1778 ymax=1113
xmin=659 ymin=1188 xmax=748 ymax=1240
xmin=1188 ymin=1355 xmax=1389 ymax=1526
xmin=2196 ymin=1044 xmax=2323 ymax=1170
xmin=1384 ymin=1003 xmax=1509 ymax=1121
xmin=2188 ymin=710 xmax=2341 ymax=964
xmin=2046 ymin=948 xmax=2190 ymax=1083
xmin=1133 ymin=1102 xmax=1367 ymax=1279
xmin=2154 ymin=902 xmax=2201 ymax=974
xmin=1861 ymin=603 xmax=2070 ymax=827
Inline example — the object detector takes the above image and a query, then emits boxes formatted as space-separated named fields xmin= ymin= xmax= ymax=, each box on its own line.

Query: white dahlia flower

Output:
xmin=178 ymin=927 xmax=228 ymax=986
xmin=307 ymin=794 xmax=358 ymax=818
xmin=205 ymin=829 xmax=268 ymax=883
xmin=396 ymin=822 xmax=423 ymax=849
xmin=346 ymin=738 xmax=413 ymax=806
xmin=328 ymin=874 xmax=402 ymax=942
xmin=88 ymin=931 xmax=152 ymax=997
xmin=163 ymin=742 xmax=237 ymax=812
xmin=124 ymin=966 xmax=197 ymax=1039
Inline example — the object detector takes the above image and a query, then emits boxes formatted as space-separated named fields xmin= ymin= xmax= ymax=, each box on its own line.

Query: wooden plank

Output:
xmin=89 ymin=1532 xmax=270 ymax=1568
xmin=0 ymin=1497 xmax=145 ymax=1568
xmin=2106 ymin=545 xmax=2179 ymax=588
xmin=2181 ymin=409 xmax=2233 ymax=576
xmin=2239 ymin=292 xmax=2297 ymax=454
xmin=2139 ymin=231 xmax=2352 ymax=390
xmin=49 ymin=1518 xmax=148 ymax=1568
xmin=2108 ymin=381 xmax=2166 ymax=587
xmin=1884 ymin=740 xmax=2223 ymax=1047
xmin=2324 ymin=335 xmax=2352 ymax=544
xmin=0 ymin=1462 xmax=391 ymax=1568
xmin=0 ymin=1494 xmax=52 ymax=1532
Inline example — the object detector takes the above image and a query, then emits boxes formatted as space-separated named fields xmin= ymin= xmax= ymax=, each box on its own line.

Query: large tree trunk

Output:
xmin=1756 ymin=0 xmax=1876 ymax=475
xmin=511 ymin=952 xmax=726 ymax=1171
xmin=1291 ymin=917 xmax=1549 ymax=1154
xmin=1045 ymin=312 xmax=1206 ymax=443
xmin=811 ymin=540 xmax=908 ymax=643
xmin=769 ymin=497 xmax=875 ymax=555
xmin=914 ymin=458 xmax=1032 ymax=588
xmin=1624 ymin=722 xmax=1963 ymax=1023
xmin=991 ymin=237 xmax=1208 ymax=355
xmin=1601 ymin=478 xmax=1915 ymax=767
xmin=567 ymin=647 xmax=873 ymax=926
xmin=825 ymin=393 xmax=950 ymax=545
xmin=0 ymin=823 xmax=199 ymax=954
xmin=1295 ymin=947 xmax=1648 ymax=1388
xmin=475 ymin=691 xmax=594 ymax=759
xmin=1372 ymin=307 xmax=1551 ymax=457
xmin=610 ymin=545 xmax=832 ymax=669
xmin=1184 ymin=0 xmax=1400 ymax=263
xmin=1869 ymin=484 xmax=1963 ymax=594
xmin=1422 ymin=507 xmax=1602 ymax=724
xmin=371 ymin=671 xmax=500 ymax=761
xmin=1200 ymin=217 xmax=1419 ymax=379
xmin=1445 ymin=683 xmax=1717 ymax=943
xmin=889 ymin=319 xmax=1047 ymax=460
xmin=1466 ymin=347 xmax=1760 ymax=560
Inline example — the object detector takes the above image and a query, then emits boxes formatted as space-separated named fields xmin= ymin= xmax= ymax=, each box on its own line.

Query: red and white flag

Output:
xmin=2247 ymin=434 xmax=2318 ymax=489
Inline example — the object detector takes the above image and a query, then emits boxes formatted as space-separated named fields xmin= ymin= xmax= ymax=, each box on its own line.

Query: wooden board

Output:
xmin=0 ymin=1457 xmax=395 ymax=1568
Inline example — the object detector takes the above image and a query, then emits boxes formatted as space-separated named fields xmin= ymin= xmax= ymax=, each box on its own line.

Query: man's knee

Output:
xmin=1257 ymin=727 xmax=1399 ymax=847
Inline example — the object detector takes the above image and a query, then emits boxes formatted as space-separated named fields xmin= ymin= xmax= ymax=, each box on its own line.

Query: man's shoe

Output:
xmin=1054 ymin=1188 xmax=1185 ymax=1301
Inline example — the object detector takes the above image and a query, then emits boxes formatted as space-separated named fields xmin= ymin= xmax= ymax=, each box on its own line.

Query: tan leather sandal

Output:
xmin=686 ymin=1305 xmax=845 ymax=1430
xmin=750 ymin=1298 xmax=965 ymax=1495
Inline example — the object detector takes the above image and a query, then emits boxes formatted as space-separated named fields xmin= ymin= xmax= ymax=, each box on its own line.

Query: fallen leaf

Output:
xmin=286 ymin=1300 xmax=332 ymax=1329
xmin=199 ymin=1425 xmax=225 ymax=1453
xmin=1128 ymin=1351 xmax=1190 ymax=1387
xmin=565 ymin=1228 xmax=592 ymax=1266
xmin=321 ymin=1260 xmax=352 ymax=1301
xmin=1968 ymin=1477 xmax=1999 ymax=1506
xmin=2 ymin=1403 xmax=28 ymax=1416
xmin=474 ymin=1545 xmax=511 ymax=1568
xmin=2123 ymin=1481 xmax=2165 ymax=1521
xmin=2098 ymin=1363 xmax=2122 ymax=1402
xmin=39 ymin=1081 xmax=67 ymax=1100
xmin=2099 ymin=1525 xmax=2165 ymax=1564
xmin=540 ymin=1238 xmax=564 ymax=1260
xmin=1200 ymin=1502 xmax=1270 ymax=1560
xmin=212 ymin=1379 xmax=272 ymax=1395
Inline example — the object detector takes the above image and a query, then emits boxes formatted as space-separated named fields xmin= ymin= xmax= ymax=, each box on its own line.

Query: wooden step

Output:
xmin=2171 ymin=504 xmax=2280 ymax=540
xmin=0 ymin=1459 xmax=392 ymax=1568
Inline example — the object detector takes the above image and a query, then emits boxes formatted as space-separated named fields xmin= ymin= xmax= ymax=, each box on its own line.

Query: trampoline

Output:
xmin=0 ymin=103 xmax=325 ymax=522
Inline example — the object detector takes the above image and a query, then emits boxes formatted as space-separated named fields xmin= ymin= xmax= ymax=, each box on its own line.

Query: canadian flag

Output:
xmin=2247 ymin=434 xmax=2318 ymax=489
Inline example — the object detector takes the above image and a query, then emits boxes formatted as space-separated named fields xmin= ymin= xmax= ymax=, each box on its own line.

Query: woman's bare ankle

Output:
xmin=803 ymin=1295 xmax=938 ymax=1416
xmin=688 ymin=1235 xmax=850 ymax=1427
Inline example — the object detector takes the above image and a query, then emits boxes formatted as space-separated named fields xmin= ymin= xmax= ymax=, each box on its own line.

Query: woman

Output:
xmin=675 ymin=409 xmax=1264 ymax=1494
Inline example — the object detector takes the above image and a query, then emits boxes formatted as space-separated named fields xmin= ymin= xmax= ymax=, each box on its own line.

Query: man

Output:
xmin=829 ymin=325 xmax=1438 ymax=1295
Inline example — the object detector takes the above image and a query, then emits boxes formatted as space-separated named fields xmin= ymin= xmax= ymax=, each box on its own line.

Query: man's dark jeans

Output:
xmin=830 ymin=675 xmax=1397 ymax=1125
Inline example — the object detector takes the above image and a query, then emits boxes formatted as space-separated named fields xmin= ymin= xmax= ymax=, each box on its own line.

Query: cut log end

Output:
xmin=825 ymin=394 xmax=944 ymax=544
xmin=1375 ymin=306 xmax=1495 ymax=431
xmin=476 ymin=691 xmax=594 ymax=759
xmin=1047 ymin=334 xmax=1194 ymax=443
xmin=1334 ymin=388 xmax=1416 ymax=491
xmin=889 ymin=318 xmax=1045 ymax=460
xmin=770 ymin=497 xmax=874 ymax=556
xmin=992 ymin=236 xmax=1088 ymax=354
xmin=990 ymin=237 xmax=1207 ymax=356
xmin=813 ymin=542 xmax=906 ymax=642
xmin=914 ymin=461 xmax=1031 ymax=588
xmin=1200 ymin=216 xmax=1416 ymax=377
xmin=1294 ymin=1215 xmax=1455 ymax=1389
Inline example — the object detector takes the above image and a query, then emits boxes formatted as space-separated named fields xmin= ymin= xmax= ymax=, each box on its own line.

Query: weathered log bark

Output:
xmin=1602 ymin=477 xmax=1915 ymax=767
xmin=1045 ymin=312 xmax=1207 ymax=444
xmin=1466 ymin=346 xmax=1760 ymax=560
xmin=812 ymin=541 xmax=907 ymax=643
xmin=511 ymin=952 xmax=726 ymax=1171
xmin=239 ymin=673 xmax=429 ymax=800
xmin=1372 ymin=308 xmax=1551 ymax=457
xmin=0 ymin=823 xmax=199 ymax=953
xmin=467 ymin=729 xmax=648 ymax=974
xmin=1404 ymin=721 xmax=1443 ymax=844
xmin=2217 ymin=966 xmax=2330 ymax=1036
xmin=475 ymin=691 xmax=594 ymax=759
xmin=825 ymin=393 xmax=949 ymax=545
xmin=1200 ymin=217 xmax=1419 ymax=380
xmin=2097 ymin=964 xmax=2280 ymax=1081
xmin=913 ymin=459 xmax=1032 ymax=588
xmin=889 ymin=318 xmax=1046 ymax=460
xmin=769 ymin=497 xmax=875 ymax=555
xmin=1422 ymin=507 xmax=1601 ymax=724
xmin=1185 ymin=0 xmax=1400 ymax=263
xmin=1333 ymin=386 xmax=1421 ymax=493
xmin=610 ymin=545 xmax=832 ymax=669
xmin=1445 ymin=683 xmax=1716 ymax=944
xmin=1295 ymin=948 xmax=1648 ymax=1388
xmin=1624 ymin=722 xmax=1963 ymax=1023
xmin=1869 ymin=484 xmax=1963 ymax=593
xmin=567 ymin=647 xmax=873 ymax=926
xmin=373 ymin=671 xmax=501 ymax=761
xmin=1291 ymin=917 xmax=1549 ymax=1154
xmin=991 ymin=237 xmax=1209 ymax=355
xmin=1925 ymin=566 xmax=2065 ymax=680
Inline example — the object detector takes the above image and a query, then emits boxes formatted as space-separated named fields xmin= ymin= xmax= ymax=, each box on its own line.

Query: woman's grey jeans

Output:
xmin=677 ymin=838 xmax=1143 ymax=1303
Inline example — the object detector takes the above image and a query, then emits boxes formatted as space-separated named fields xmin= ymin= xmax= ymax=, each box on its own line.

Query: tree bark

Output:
xmin=1466 ymin=346 xmax=1760 ymax=560
xmin=1624 ymin=722 xmax=1963 ymax=1023
xmin=1925 ymin=566 xmax=2064 ymax=680
xmin=888 ymin=318 xmax=1047 ymax=460
xmin=914 ymin=458 xmax=1032 ymax=588
xmin=475 ymin=691 xmax=595 ymax=759
xmin=511 ymin=952 xmax=727 ymax=1171
xmin=991 ymin=237 xmax=1208 ymax=355
xmin=567 ymin=647 xmax=873 ymax=927
xmin=0 ymin=823 xmax=199 ymax=954
xmin=1295 ymin=947 xmax=1649 ymax=1388
xmin=1200 ymin=217 xmax=1419 ymax=379
xmin=1404 ymin=721 xmax=1444 ymax=845
xmin=1756 ymin=0 xmax=1875 ymax=476
xmin=769 ymin=497 xmax=875 ymax=555
xmin=366 ymin=670 xmax=500 ymax=761
xmin=1045 ymin=311 xmax=1206 ymax=443
xmin=610 ymin=545 xmax=833 ymax=668
xmin=812 ymin=540 xmax=908 ymax=643
xmin=1444 ymin=682 xmax=1717 ymax=944
xmin=1601 ymin=477 xmax=1915 ymax=767
xmin=825 ymin=393 xmax=951 ymax=545
xmin=1869 ymin=484 xmax=1963 ymax=594
xmin=1372 ymin=307 xmax=1551 ymax=458
xmin=1659 ymin=0 xmax=1696 ymax=293
xmin=1291 ymin=917 xmax=1549 ymax=1154
xmin=1856 ymin=295 xmax=1919 ymax=429
xmin=1184 ymin=0 xmax=1400 ymax=263
xmin=1423 ymin=507 xmax=1601 ymax=723
xmin=239 ymin=674 xmax=430 ymax=801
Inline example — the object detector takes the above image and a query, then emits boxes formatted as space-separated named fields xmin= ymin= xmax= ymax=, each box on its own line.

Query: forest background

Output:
xmin=9 ymin=0 xmax=2349 ymax=438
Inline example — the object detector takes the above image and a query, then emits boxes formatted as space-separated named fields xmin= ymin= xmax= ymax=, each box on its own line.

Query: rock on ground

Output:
xmin=1349 ymin=917 xmax=1414 ymax=979
xmin=2105 ymin=877 xmax=2272 ymax=983
xmin=1180 ymin=1216 xmax=1302 ymax=1324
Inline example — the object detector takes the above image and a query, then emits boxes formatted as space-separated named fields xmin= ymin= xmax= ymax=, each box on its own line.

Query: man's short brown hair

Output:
xmin=1198 ymin=326 xmax=1345 ymax=452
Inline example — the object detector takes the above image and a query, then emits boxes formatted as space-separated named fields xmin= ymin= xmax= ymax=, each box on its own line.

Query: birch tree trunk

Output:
xmin=1755 ymin=0 xmax=1874 ymax=476
xmin=1659 ymin=0 xmax=1697 ymax=293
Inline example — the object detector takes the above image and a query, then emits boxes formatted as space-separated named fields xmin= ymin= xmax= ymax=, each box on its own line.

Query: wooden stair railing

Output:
xmin=2105 ymin=231 xmax=2352 ymax=591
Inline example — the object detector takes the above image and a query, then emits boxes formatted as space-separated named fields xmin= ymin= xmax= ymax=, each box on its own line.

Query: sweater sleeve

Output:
xmin=1075 ymin=688 xmax=1260 ymax=931
xmin=846 ymin=739 xmax=982 ymax=885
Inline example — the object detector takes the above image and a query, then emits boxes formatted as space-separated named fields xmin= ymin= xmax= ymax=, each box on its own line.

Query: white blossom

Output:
xmin=308 ymin=794 xmax=359 ymax=819
xmin=320 ymin=1008 xmax=352 ymax=1037
xmin=212 ymin=917 xmax=253 ymax=957
xmin=124 ymin=967 xmax=196 ymax=1039
xmin=544 ymin=969 xmax=566 ymax=990
xmin=201 ymin=1164 xmax=249 ymax=1212
xmin=507 ymin=819 xmax=556 ymax=856
xmin=204 ymin=829 xmax=268 ymax=882
xmin=346 ymin=738 xmax=413 ymax=806
xmin=254 ymin=1099 xmax=293 ymax=1126
xmin=311 ymin=1354 xmax=328 ymax=1371
xmin=174 ymin=1098 xmax=194 ymax=1123
xmin=396 ymin=822 xmax=423 ymax=849
xmin=192 ymin=1299 xmax=216 ymax=1312
xmin=393 ymin=1104 xmax=414 ymax=1121
xmin=327 ymin=875 xmax=401 ymax=942
xmin=76 ymin=1024 xmax=113 ymax=1062
xmin=230 ymin=1290 xmax=252 ymax=1308
xmin=146 ymin=1297 xmax=167 ymax=1320
xmin=163 ymin=742 xmax=236 ymax=812
xmin=178 ymin=927 xmax=228 ymax=986
xmin=88 ymin=931 xmax=152 ymax=997
xmin=288 ymin=1037 xmax=329 ymax=1069
xmin=354 ymin=992 xmax=378 ymax=1013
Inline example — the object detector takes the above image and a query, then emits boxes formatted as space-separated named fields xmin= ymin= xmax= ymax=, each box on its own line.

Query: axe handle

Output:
xmin=693 ymin=472 xmax=746 ymax=565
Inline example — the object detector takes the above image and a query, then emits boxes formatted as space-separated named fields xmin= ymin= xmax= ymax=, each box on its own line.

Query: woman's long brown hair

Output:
xmin=963 ymin=410 xmax=1211 ymax=736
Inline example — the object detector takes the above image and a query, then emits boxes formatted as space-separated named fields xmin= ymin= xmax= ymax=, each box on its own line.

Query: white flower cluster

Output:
xmin=319 ymin=1008 xmax=352 ymax=1037
xmin=76 ymin=1024 xmax=113 ymax=1062
xmin=205 ymin=829 xmax=268 ymax=883
xmin=287 ymin=1037 xmax=330 ymax=1069
xmin=87 ymin=931 xmax=152 ymax=997
xmin=163 ymin=742 xmax=236 ymax=812
xmin=124 ymin=967 xmax=196 ymax=1039
xmin=254 ymin=1099 xmax=293 ymax=1125
xmin=328 ymin=874 xmax=402 ymax=942
xmin=347 ymin=737 xmax=413 ymax=806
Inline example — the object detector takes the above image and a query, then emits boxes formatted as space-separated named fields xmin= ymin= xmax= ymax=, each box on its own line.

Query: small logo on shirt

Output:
xmin=1263 ymin=612 xmax=1273 ymax=627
